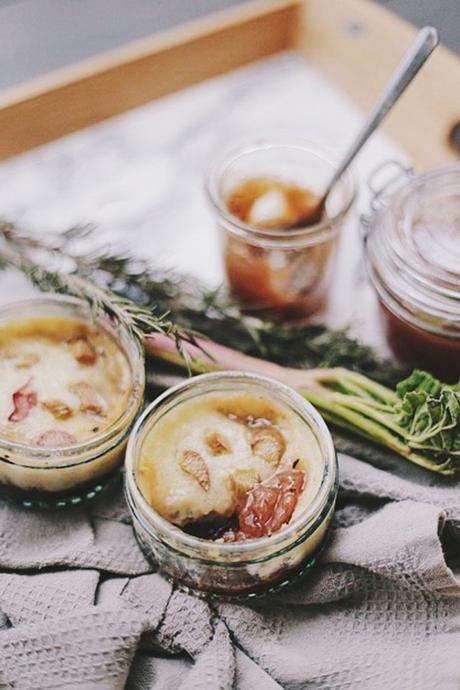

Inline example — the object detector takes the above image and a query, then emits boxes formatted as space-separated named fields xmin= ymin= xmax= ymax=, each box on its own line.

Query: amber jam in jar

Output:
xmin=365 ymin=165 xmax=460 ymax=382
xmin=206 ymin=140 xmax=356 ymax=320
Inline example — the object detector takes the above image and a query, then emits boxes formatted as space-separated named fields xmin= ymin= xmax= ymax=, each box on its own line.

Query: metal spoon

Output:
xmin=291 ymin=26 xmax=439 ymax=228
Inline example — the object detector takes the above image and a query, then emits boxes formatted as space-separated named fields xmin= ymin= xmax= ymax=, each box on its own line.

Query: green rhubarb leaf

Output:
xmin=394 ymin=370 xmax=460 ymax=469
xmin=396 ymin=370 xmax=442 ymax=398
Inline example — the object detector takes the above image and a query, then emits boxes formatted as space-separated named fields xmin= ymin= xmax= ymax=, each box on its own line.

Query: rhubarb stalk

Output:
xmin=146 ymin=334 xmax=460 ymax=476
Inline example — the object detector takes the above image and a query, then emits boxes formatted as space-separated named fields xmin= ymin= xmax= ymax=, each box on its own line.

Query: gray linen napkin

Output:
xmin=0 ymin=453 xmax=459 ymax=690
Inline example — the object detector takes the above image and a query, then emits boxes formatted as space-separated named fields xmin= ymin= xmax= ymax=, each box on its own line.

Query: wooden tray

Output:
xmin=1 ymin=0 xmax=459 ymax=166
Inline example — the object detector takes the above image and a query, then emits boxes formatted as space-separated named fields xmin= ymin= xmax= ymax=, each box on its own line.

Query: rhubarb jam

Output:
xmin=226 ymin=177 xmax=321 ymax=230
xmin=224 ymin=178 xmax=335 ymax=318
xmin=365 ymin=166 xmax=460 ymax=382
xmin=0 ymin=297 xmax=144 ymax=505
xmin=380 ymin=303 xmax=460 ymax=383
xmin=206 ymin=141 xmax=355 ymax=321
xmin=126 ymin=372 xmax=337 ymax=596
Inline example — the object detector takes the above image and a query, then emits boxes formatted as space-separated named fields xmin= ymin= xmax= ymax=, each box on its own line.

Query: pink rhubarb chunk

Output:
xmin=8 ymin=378 xmax=37 ymax=422
xmin=35 ymin=430 xmax=77 ymax=448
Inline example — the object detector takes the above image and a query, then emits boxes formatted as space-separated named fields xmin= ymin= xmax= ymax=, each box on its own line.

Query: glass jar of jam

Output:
xmin=364 ymin=165 xmax=460 ymax=382
xmin=125 ymin=371 xmax=337 ymax=597
xmin=206 ymin=139 xmax=356 ymax=320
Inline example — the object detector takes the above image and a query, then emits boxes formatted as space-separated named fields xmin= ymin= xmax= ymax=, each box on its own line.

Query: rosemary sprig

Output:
xmin=0 ymin=238 xmax=200 ymax=370
xmin=0 ymin=220 xmax=404 ymax=386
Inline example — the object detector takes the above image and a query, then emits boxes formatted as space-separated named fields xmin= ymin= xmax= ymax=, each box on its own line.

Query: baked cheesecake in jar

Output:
xmin=0 ymin=296 xmax=144 ymax=506
xmin=125 ymin=372 xmax=337 ymax=597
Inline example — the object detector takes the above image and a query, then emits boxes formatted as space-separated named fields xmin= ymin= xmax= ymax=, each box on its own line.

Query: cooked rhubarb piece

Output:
xmin=36 ymin=430 xmax=77 ymax=447
xmin=14 ymin=353 xmax=40 ymax=369
xmin=238 ymin=469 xmax=305 ymax=538
xmin=250 ymin=426 xmax=286 ymax=465
xmin=180 ymin=449 xmax=210 ymax=490
xmin=70 ymin=382 xmax=107 ymax=417
xmin=69 ymin=336 xmax=98 ymax=365
xmin=42 ymin=400 xmax=73 ymax=420
xmin=8 ymin=379 xmax=37 ymax=422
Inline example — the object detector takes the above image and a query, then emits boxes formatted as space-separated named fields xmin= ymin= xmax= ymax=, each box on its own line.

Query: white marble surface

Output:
xmin=0 ymin=53 xmax=409 ymax=353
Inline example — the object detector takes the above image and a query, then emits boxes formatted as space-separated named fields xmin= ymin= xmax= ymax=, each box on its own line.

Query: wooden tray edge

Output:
xmin=0 ymin=0 xmax=300 ymax=160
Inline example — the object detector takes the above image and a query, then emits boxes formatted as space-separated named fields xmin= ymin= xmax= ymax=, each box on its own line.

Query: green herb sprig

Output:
xmin=0 ymin=222 xmax=201 ymax=368
xmin=0 ymin=220 xmax=404 ymax=386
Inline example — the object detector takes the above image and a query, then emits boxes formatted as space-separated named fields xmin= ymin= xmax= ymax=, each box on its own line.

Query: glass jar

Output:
xmin=364 ymin=164 xmax=460 ymax=382
xmin=125 ymin=371 xmax=337 ymax=598
xmin=0 ymin=296 xmax=145 ymax=508
xmin=206 ymin=139 xmax=356 ymax=320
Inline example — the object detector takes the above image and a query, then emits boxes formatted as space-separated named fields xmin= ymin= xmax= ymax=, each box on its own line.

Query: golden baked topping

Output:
xmin=205 ymin=432 xmax=230 ymax=455
xmin=14 ymin=353 xmax=40 ymax=369
xmin=227 ymin=468 xmax=260 ymax=499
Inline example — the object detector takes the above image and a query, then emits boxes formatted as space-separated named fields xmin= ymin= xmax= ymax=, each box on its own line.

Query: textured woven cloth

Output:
xmin=0 ymin=452 xmax=459 ymax=690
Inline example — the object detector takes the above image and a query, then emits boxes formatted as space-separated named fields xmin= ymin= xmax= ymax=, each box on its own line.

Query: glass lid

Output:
xmin=366 ymin=165 xmax=460 ymax=326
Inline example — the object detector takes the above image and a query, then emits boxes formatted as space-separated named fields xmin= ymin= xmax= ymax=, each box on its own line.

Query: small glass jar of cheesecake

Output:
xmin=206 ymin=139 xmax=355 ymax=320
xmin=364 ymin=165 xmax=460 ymax=382
xmin=125 ymin=372 xmax=337 ymax=597
xmin=0 ymin=296 xmax=145 ymax=506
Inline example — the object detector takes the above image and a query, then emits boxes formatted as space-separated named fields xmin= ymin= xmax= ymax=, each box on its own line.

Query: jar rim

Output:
xmin=125 ymin=371 xmax=337 ymax=560
xmin=0 ymin=295 xmax=145 ymax=466
xmin=205 ymin=138 xmax=356 ymax=243
xmin=365 ymin=164 xmax=460 ymax=335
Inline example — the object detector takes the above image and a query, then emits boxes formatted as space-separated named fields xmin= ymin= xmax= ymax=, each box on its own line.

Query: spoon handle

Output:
xmin=324 ymin=26 xmax=439 ymax=199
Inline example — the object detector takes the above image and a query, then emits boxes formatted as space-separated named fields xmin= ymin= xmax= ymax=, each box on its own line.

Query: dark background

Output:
xmin=0 ymin=0 xmax=459 ymax=92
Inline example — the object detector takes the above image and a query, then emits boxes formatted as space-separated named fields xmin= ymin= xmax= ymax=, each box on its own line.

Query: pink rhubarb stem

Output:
xmin=145 ymin=333 xmax=324 ymax=390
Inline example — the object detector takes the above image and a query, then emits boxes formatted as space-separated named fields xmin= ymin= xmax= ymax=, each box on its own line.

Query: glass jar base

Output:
xmin=0 ymin=467 xmax=123 ymax=510
xmin=234 ymin=293 xmax=327 ymax=323
xmin=134 ymin=524 xmax=332 ymax=601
